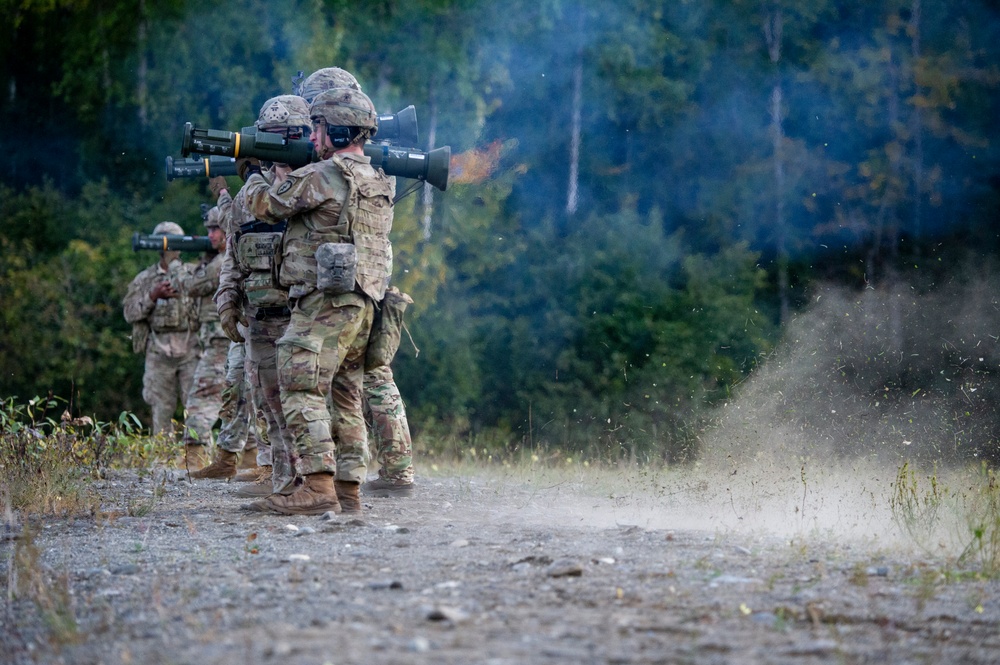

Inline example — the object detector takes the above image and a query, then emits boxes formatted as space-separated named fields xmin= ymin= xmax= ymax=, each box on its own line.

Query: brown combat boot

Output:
xmin=362 ymin=477 xmax=415 ymax=498
xmin=190 ymin=450 xmax=239 ymax=479
xmin=234 ymin=465 xmax=271 ymax=483
xmin=237 ymin=450 xmax=260 ymax=471
xmin=335 ymin=480 xmax=362 ymax=514
xmin=259 ymin=472 xmax=340 ymax=516
xmin=183 ymin=444 xmax=210 ymax=470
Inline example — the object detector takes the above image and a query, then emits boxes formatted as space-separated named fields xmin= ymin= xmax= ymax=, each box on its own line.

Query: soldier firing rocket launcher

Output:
xmin=178 ymin=102 xmax=449 ymax=191
xmin=132 ymin=232 xmax=213 ymax=253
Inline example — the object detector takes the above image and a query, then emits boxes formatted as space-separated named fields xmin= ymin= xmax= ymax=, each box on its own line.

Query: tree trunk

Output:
xmin=136 ymin=0 xmax=148 ymax=128
xmin=910 ymin=0 xmax=924 ymax=243
xmin=764 ymin=8 xmax=789 ymax=325
xmin=565 ymin=10 xmax=584 ymax=219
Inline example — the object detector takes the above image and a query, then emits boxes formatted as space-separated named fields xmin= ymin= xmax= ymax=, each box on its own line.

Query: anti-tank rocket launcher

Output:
xmin=132 ymin=232 xmax=213 ymax=253
xmin=179 ymin=103 xmax=449 ymax=191
xmin=165 ymin=155 xmax=238 ymax=181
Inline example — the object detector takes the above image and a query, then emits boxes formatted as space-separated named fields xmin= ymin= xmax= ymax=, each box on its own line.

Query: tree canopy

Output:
xmin=1 ymin=0 xmax=998 ymax=460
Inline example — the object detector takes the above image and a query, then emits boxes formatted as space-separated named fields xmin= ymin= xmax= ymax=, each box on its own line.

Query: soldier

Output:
xmin=212 ymin=95 xmax=316 ymax=498
xmin=361 ymin=286 xmax=415 ymax=495
xmin=175 ymin=206 xmax=230 ymax=468
xmin=122 ymin=221 xmax=200 ymax=438
xmin=191 ymin=332 xmax=266 ymax=480
xmin=299 ymin=67 xmax=417 ymax=497
xmin=238 ymin=85 xmax=393 ymax=515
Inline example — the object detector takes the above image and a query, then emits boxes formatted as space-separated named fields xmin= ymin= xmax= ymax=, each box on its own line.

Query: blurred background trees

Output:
xmin=1 ymin=0 xmax=998 ymax=460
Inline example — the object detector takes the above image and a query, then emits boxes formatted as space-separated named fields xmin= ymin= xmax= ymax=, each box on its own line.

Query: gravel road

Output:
xmin=2 ymin=464 xmax=998 ymax=664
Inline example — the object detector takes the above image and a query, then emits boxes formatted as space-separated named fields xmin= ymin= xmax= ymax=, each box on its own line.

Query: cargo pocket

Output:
xmin=278 ymin=342 xmax=320 ymax=393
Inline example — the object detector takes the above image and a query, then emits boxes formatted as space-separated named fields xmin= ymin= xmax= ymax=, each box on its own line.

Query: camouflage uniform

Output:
xmin=216 ymin=153 xmax=297 ymax=493
xmin=214 ymin=332 xmax=266 ymax=462
xmin=364 ymin=288 xmax=415 ymax=484
xmin=122 ymin=222 xmax=200 ymax=436
xmin=176 ymin=208 xmax=229 ymax=448
xmin=242 ymin=149 xmax=393 ymax=484
xmin=300 ymin=67 xmax=416 ymax=489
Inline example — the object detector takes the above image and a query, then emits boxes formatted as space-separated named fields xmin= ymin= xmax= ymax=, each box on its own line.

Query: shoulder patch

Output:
xmin=275 ymin=178 xmax=296 ymax=196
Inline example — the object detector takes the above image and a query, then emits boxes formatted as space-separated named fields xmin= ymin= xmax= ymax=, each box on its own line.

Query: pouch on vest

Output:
xmin=150 ymin=295 xmax=183 ymax=330
xmin=244 ymin=271 xmax=289 ymax=308
xmin=131 ymin=321 xmax=150 ymax=354
xmin=237 ymin=232 xmax=283 ymax=272
xmin=316 ymin=242 xmax=357 ymax=295
xmin=365 ymin=288 xmax=412 ymax=371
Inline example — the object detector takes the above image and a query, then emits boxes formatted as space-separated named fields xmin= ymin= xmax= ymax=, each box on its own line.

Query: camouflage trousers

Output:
xmin=248 ymin=315 xmax=296 ymax=493
xmin=364 ymin=366 xmax=414 ymax=483
xmin=181 ymin=336 xmax=229 ymax=446
xmin=277 ymin=291 xmax=372 ymax=482
xmin=216 ymin=339 xmax=266 ymax=464
xmin=143 ymin=344 xmax=199 ymax=437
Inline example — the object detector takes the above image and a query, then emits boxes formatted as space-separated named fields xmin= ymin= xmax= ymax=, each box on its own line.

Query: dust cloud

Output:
xmin=513 ymin=271 xmax=1000 ymax=551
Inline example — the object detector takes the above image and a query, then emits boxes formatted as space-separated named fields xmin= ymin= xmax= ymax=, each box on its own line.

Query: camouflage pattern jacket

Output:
xmin=242 ymin=152 xmax=394 ymax=302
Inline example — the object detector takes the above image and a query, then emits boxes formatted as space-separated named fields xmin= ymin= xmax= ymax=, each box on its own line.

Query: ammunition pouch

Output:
xmin=150 ymin=295 xmax=185 ymax=331
xmin=365 ymin=287 xmax=412 ymax=371
xmin=236 ymin=230 xmax=288 ymax=308
xmin=316 ymin=242 xmax=358 ymax=296
xmin=131 ymin=321 xmax=150 ymax=354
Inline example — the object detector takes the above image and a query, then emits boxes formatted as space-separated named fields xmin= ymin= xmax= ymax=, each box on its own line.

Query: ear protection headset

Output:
xmin=326 ymin=125 xmax=362 ymax=149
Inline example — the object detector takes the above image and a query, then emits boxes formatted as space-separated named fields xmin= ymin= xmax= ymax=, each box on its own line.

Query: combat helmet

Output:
xmin=255 ymin=95 xmax=311 ymax=132
xmin=298 ymin=67 xmax=361 ymax=104
xmin=153 ymin=221 xmax=184 ymax=236
xmin=205 ymin=206 xmax=222 ymax=229
xmin=310 ymin=88 xmax=377 ymax=132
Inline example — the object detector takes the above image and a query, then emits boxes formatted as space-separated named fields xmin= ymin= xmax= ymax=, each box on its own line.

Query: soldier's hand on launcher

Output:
xmin=236 ymin=157 xmax=262 ymax=182
xmin=208 ymin=176 xmax=229 ymax=199
xmin=149 ymin=281 xmax=177 ymax=301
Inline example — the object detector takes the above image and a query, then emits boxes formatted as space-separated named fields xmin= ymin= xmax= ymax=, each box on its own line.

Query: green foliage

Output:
xmin=1 ymin=0 xmax=998 ymax=461
xmin=0 ymin=395 xmax=170 ymax=516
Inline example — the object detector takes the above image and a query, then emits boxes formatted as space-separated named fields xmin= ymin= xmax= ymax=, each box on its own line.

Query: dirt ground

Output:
xmin=2 ymin=463 xmax=998 ymax=665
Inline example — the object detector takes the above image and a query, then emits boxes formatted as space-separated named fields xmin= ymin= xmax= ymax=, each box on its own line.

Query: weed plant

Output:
xmin=0 ymin=395 xmax=170 ymax=517
xmin=890 ymin=461 xmax=1000 ymax=577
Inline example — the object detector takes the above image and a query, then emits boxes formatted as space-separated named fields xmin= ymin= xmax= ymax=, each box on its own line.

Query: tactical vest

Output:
xmin=150 ymin=292 xmax=196 ymax=333
xmin=278 ymin=155 xmax=394 ymax=301
xmin=235 ymin=220 xmax=289 ymax=309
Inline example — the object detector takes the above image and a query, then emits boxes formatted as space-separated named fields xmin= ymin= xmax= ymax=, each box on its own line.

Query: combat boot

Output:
xmin=189 ymin=450 xmax=238 ymax=479
xmin=237 ymin=450 xmax=260 ymax=471
xmin=234 ymin=465 xmax=271 ymax=483
xmin=259 ymin=472 xmax=341 ymax=516
xmin=233 ymin=481 xmax=274 ymax=498
xmin=183 ymin=444 xmax=210 ymax=471
xmin=362 ymin=477 xmax=415 ymax=498
xmin=335 ymin=480 xmax=362 ymax=514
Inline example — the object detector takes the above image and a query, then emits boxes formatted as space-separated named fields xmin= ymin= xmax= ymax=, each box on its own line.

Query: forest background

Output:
xmin=1 ymin=0 xmax=998 ymax=463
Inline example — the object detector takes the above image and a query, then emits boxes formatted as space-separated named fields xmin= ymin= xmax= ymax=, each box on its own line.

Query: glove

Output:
xmin=208 ymin=176 xmax=229 ymax=199
xmin=149 ymin=281 xmax=177 ymax=301
xmin=219 ymin=302 xmax=248 ymax=343
xmin=236 ymin=157 xmax=262 ymax=182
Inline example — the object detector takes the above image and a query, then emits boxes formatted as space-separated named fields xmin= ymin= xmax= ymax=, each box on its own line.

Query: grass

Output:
xmin=889 ymin=460 xmax=1000 ymax=577
xmin=0 ymin=395 xmax=176 ymax=519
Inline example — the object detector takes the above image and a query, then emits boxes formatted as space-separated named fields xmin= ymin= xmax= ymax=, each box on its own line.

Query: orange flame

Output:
xmin=449 ymin=139 xmax=504 ymax=185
